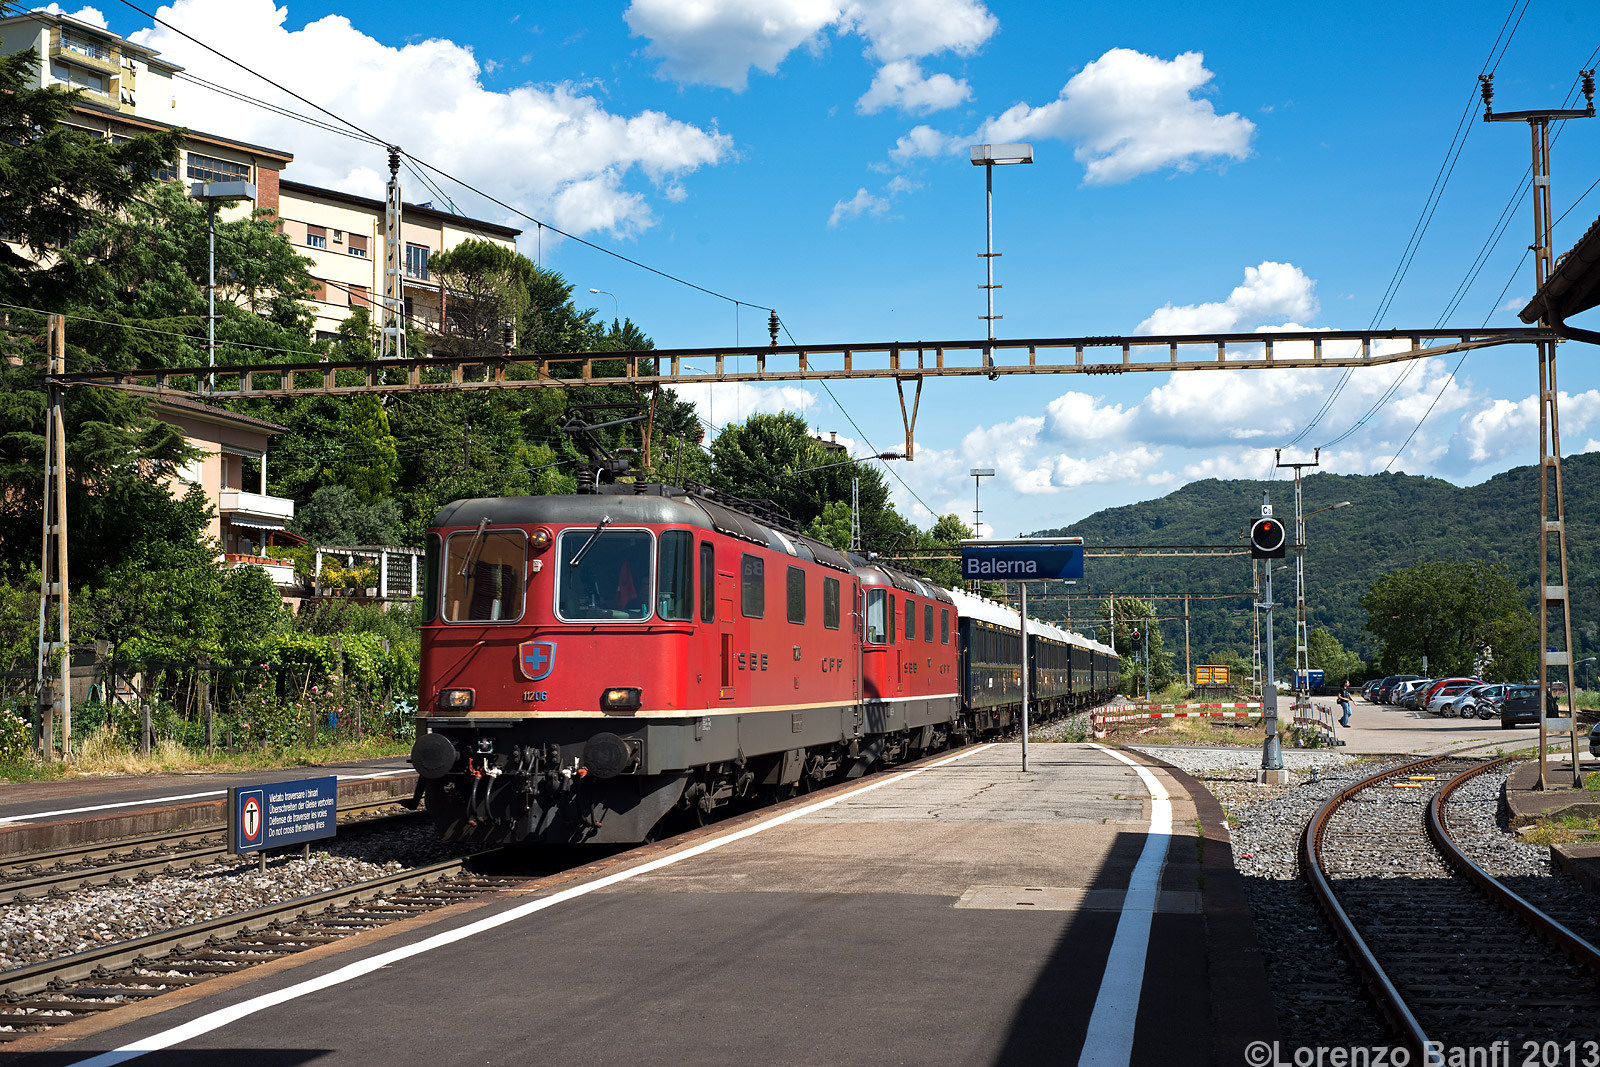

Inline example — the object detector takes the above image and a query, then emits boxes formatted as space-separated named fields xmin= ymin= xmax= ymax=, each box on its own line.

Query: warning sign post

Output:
xmin=229 ymin=775 xmax=338 ymax=868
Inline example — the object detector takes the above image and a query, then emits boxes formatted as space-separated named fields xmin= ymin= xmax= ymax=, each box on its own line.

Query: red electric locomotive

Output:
xmin=411 ymin=483 xmax=960 ymax=845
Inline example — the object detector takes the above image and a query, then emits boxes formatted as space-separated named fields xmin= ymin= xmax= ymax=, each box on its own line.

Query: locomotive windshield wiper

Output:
xmin=569 ymin=515 xmax=612 ymax=567
xmin=456 ymin=517 xmax=490 ymax=578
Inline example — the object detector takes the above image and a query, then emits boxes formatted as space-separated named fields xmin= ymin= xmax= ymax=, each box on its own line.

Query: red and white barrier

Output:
xmin=1090 ymin=700 xmax=1266 ymax=729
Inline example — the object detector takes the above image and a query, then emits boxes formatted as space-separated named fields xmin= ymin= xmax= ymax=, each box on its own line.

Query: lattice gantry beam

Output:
xmin=52 ymin=328 xmax=1553 ymax=401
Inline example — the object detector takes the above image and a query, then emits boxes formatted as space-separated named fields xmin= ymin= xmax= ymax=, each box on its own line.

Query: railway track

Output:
xmin=0 ymin=797 xmax=422 ymax=905
xmin=1303 ymin=755 xmax=1600 ymax=1061
xmin=0 ymin=854 xmax=525 ymax=1043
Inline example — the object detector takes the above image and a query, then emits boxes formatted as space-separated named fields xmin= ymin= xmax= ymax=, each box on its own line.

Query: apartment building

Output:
xmin=0 ymin=10 xmax=180 ymax=119
xmin=276 ymin=180 xmax=522 ymax=340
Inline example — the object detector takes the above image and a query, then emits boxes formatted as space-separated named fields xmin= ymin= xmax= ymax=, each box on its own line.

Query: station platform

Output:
xmin=0 ymin=757 xmax=415 ymax=856
xmin=11 ymin=742 xmax=1278 ymax=1067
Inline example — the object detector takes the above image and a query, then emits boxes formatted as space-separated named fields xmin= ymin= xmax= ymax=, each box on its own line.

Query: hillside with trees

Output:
xmin=1029 ymin=455 xmax=1600 ymax=680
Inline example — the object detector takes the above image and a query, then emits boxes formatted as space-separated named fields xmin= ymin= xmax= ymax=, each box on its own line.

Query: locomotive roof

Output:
xmin=849 ymin=558 xmax=955 ymax=604
xmin=432 ymin=490 xmax=855 ymax=574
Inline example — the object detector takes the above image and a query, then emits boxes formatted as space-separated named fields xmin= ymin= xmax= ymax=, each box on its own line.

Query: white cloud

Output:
xmin=626 ymin=0 xmax=993 ymax=108
xmin=977 ymin=48 xmax=1255 ymax=184
xmin=1455 ymin=391 xmax=1600 ymax=464
xmin=889 ymin=123 xmax=961 ymax=163
xmin=856 ymin=58 xmax=971 ymax=115
xmin=676 ymin=381 xmax=821 ymax=432
xmin=827 ymin=187 xmax=889 ymax=227
xmin=131 ymin=0 xmax=731 ymax=240
xmin=624 ymin=0 xmax=840 ymax=91
xmin=1135 ymin=262 xmax=1317 ymax=335
xmin=1042 ymin=391 xmax=1135 ymax=443
xmin=33 ymin=3 xmax=107 ymax=27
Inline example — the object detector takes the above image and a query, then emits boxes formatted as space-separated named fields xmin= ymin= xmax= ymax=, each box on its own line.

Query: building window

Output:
xmin=306 ymin=225 xmax=327 ymax=249
xmin=348 ymin=233 xmax=368 ymax=258
xmin=186 ymin=152 xmax=250 ymax=184
xmin=60 ymin=32 xmax=114 ymax=62
xmin=349 ymin=285 xmax=370 ymax=308
xmin=404 ymin=243 xmax=430 ymax=280
xmin=309 ymin=279 xmax=327 ymax=303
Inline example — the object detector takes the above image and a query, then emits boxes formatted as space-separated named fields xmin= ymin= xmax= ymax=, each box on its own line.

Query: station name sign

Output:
xmin=229 ymin=775 xmax=339 ymax=854
xmin=959 ymin=539 xmax=1085 ymax=581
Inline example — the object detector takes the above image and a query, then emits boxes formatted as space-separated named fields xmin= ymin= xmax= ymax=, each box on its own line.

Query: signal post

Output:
xmin=1249 ymin=496 xmax=1289 ymax=785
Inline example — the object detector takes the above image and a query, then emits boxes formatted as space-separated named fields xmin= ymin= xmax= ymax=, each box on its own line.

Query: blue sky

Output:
xmin=53 ymin=0 xmax=1600 ymax=537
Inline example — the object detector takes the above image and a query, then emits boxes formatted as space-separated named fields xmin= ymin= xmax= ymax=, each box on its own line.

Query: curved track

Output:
xmin=1302 ymin=756 xmax=1600 ymax=1061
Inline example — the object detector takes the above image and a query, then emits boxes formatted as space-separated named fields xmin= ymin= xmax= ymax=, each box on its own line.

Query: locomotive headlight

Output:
xmin=529 ymin=527 xmax=553 ymax=551
xmin=438 ymin=688 xmax=475 ymax=711
xmin=601 ymin=687 xmax=643 ymax=711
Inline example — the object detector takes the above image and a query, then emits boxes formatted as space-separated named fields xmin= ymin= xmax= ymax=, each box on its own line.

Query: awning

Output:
xmin=227 ymin=519 xmax=287 ymax=532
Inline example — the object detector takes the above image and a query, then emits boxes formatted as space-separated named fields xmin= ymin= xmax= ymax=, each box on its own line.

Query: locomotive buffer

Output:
xmin=959 ymin=538 xmax=1085 ymax=770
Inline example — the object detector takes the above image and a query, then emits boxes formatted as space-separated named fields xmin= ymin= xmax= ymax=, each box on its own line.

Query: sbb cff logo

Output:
xmin=1250 ymin=517 xmax=1286 ymax=559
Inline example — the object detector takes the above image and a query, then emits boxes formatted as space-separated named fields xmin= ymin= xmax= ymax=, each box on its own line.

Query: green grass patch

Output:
xmin=0 ymin=737 xmax=409 ymax=783
xmin=1522 ymin=812 xmax=1600 ymax=846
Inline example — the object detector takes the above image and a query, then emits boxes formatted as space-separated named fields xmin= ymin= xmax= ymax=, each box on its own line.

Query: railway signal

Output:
xmin=1249 ymin=517 xmax=1286 ymax=559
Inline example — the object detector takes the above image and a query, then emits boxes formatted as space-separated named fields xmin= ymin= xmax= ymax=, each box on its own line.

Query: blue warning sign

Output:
xmin=229 ymin=776 xmax=338 ymax=854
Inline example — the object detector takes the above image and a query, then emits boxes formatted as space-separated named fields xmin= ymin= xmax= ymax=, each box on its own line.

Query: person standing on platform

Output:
xmin=1337 ymin=681 xmax=1353 ymax=728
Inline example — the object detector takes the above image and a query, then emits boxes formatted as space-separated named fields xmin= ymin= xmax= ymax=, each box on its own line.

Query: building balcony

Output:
xmin=219 ymin=489 xmax=295 ymax=524
xmin=223 ymin=553 xmax=298 ymax=588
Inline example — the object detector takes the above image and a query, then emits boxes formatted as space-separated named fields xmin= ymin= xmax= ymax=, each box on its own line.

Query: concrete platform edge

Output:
xmin=1117 ymin=745 xmax=1283 ymax=1058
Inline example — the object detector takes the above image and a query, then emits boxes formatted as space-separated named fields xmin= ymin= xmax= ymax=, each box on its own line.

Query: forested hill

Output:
xmin=1027 ymin=452 xmax=1600 ymax=669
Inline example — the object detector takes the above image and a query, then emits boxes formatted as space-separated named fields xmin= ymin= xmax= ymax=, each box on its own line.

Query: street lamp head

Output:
xmin=969 ymin=143 xmax=1034 ymax=166
xmin=970 ymin=468 xmax=996 ymax=478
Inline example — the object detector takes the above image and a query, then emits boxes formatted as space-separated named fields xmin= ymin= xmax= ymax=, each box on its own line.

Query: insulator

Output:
xmin=1479 ymin=73 xmax=1494 ymax=113
xmin=1583 ymin=70 xmax=1595 ymax=108
xmin=768 ymin=309 xmax=780 ymax=346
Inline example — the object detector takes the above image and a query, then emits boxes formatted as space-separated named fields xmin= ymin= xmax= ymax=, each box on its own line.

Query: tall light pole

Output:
xmin=969 ymin=143 xmax=1032 ymax=380
xmin=188 ymin=180 xmax=256 ymax=394
xmin=1296 ymin=499 xmax=1352 ymax=688
xmin=970 ymin=467 xmax=995 ymax=538
xmin=589 ymin=288 xmax=620 ymax=329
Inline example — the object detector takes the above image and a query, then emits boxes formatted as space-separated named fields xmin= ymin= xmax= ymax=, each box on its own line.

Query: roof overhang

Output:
xmin=1521 ymin=214 xmax=1600 ymax=344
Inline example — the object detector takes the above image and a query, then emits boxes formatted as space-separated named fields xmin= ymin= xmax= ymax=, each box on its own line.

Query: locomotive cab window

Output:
xmin=741 ymin=554 xmax=765 ymax=618
xmin=443 ymin=529 xmax=526 ymax=622
xmin=699 ymin=542 xmax=715 ymax=623
xmin=865 ymin=588 xmax=887 ymax=643
xmin=555 ymin=528 xmax=653 ymax=621
xmin=786 ymin=566 xmax=805 ymax=624
xmin=423 ymin=533 xmax=441 ymax=623
xmin=823 ymin=577 xmax=841 ymax=630
xmin=657 ymin=530 xmax=693 ymax=621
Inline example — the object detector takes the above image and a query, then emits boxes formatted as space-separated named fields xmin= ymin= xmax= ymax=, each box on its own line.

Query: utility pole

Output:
xmin=1275 ymin=449 xmax=1320 ymax=721
xmin=1184 ymin=594 xmax=1192 ymax=688
xmin=379 ymin=147 xmax=406 ymax=361
xmin=1482 ymin=70 xmax=1595 ymax=789
xmin=35 ymin=314 xmax=70 ymax=759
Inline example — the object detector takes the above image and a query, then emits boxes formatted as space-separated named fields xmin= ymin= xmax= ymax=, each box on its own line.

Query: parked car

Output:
xmin=1377 ymin=675 xmax=1421 ymax=703
xmin=1396 ymin=678 xmax=1435 ymax=708
xmin=1420 ymin=677 xmax=1482 ymax=710
xmin=1427 ymin=680 xmax=1484 ymax=716
xmin=1497 ymin=685 xmax=1543 ymax=729
xmin=1589 ymin=719 xmax=1600 ymax=758
xmin=1452 ymin=683 xmax=1508 ymax=720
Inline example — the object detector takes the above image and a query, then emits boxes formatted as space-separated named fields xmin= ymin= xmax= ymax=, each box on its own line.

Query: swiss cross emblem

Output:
xmin=519 ymin=640 xmax=556 ymax=681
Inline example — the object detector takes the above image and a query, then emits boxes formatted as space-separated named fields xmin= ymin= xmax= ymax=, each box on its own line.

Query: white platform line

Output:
xmin=1077 ymin=744 xmax=1173 ymax=1067
xmin=65 ymin=744 xmax=996 ymax=1067
xmin=0 ymin=770 xmax=413 ymax=826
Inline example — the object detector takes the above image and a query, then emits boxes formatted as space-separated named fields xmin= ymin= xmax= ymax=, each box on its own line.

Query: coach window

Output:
xmin=904 ymin=598 xmax=916 ymax=641
xmin=657 ymin=530 xmax=693 ymax=621
xmin=699 ymin=542 xmax=715 ymax=623
xmin=443 ymin=529 xmax=525 ymax=622
xmin=741 ymin=554 xmax=765 ymax=618
xmin=888 ymin=595 xmax=896 ymax=644
xmin=866 ymin=588 xmax=887 ymax=643
xmin=786 ymin=566 xmax=806 ymax=624
xmin=823 ymin=577 xmax=841 ymax=630
xmin=924 ymin=604 xmax=934 ymax=643
xmin=555 ymin=528 xmax=653 ymax=621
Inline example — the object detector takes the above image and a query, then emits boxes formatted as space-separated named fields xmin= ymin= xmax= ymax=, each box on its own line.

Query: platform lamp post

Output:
xmin=189 ymin=180 xmax=257 ymax=395
xmin=588 ymin=288 xmax=620 ymax=330
xmin=969 ymin=143 xmax=1032 ymax=380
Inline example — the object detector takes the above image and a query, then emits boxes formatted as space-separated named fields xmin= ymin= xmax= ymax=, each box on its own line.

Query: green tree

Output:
xmin=1306 ymin=626 xmax=1363 ymax=684
xmin=921 ymin=514 xmax=973 ymax=589
xmin=430 ymin=238 xmax=533 ymax=357
xmin=804 ymin=501 xmax=854 ymax=551
xmin=329 ymin=394 xmax=399 ymax=504
xmin=292 ymin=486 xmax=402 ymax=547
xmin=1361 ymin=560 xmax=1536 ymax=681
